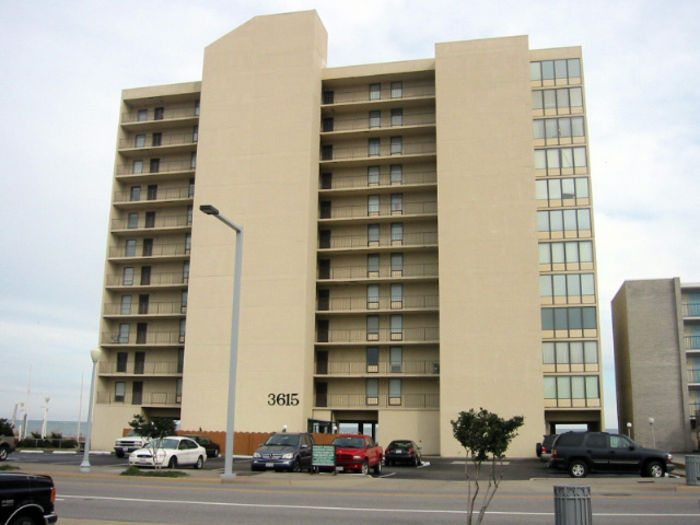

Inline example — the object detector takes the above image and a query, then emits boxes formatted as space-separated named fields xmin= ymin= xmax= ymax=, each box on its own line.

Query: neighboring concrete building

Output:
xmin=92 ymin=10 xmax=604 ymax=456
xmin=612 ymin=279 xmax=699 ymax=452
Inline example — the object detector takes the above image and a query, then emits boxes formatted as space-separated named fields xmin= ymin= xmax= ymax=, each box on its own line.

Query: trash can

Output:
xmin=553 ymin=485 xmax=592 ymax=525
xmin=686 ymin=455 xmax=700 ymax=486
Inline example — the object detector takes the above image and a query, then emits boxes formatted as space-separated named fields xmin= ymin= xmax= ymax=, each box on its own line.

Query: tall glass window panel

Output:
xmin=125 ymin=240 xmax=137 ymax=257
xmin=550 ymin=210 xmax=563 ymax=232
xmin=539 ymin=243 xmax=551 ymax=264
xmin=558 ymin=118 xmax=572 ymax=138
xmin=568 ymin=59 xmax=581 ymax=78
xmin=572 ymin=117 xmax=585 ymax=137
xmin=566 ymin=274 xmax=581 ymax=297
xmin=581 ymin=274 xmax=595 ymax=295
xmin=561 ymin=147 xmax=574 ymax=168
xmin=541 ymin=309 xmax=554 ymax=330
xmin=366 ymin=379 xmax=379 ymax=403
xmin=391 ymin=284 xmax=403 ymax=307
xmin=390 ymin=347 xmax=402 ymax=373
xmin=544 ymin=90 xmax=556 ymax=109
xmin=368 ymin=224 xmax=380 ymax=244
xmin=553 ymin=275 xmax=567 ymax=297
xmin=185 ymin=233 xmax=192 ymax=254
xmin=127 ymin=213 xmax=139 ymax=229
xmin=537 ymin=211 xmax=549 ymax=232
xmin=541 ymin=60 xmax=554 ymax=80
xmin=579 ymin=241 xmax=593 ymax=262
xmin=367 ymin=166 xmax=380 ymax=186
xmin=135 ymin=134 xmax=145 ymax=147
xmin=115 ymin=382 xmax=126 ymax=402
xmin=570 ymin=342 xmax=584 ymax=364
xmin=389 ymin=379 xmax=402 ymax=404
xmin=391 ymin=193 xmax=403 ymax=213
xmin=561 ymin=178 xmax=575 ymax=199
xmin=123 ymin=267 xmax=134 ymax=286
xmin=368 ymin=195 xmax=380 ymax=215
xmin=390 ymin=315 xmax=403 ymax=338
xmin=367 ymin=284 xmax=380 ymax=308
xmin=118 ymin=323 xmax=130 ymax=344
xmin=548 ymin=179 xmax=562 ymax=199
xmin=137 ymin=109 xmax=147 ymax=122
xmin=530 ymin=62 xmax=541 ymax=81
xmin=544 ymin=377 xmax=556 ymax=398
xmin=582 ymin=307 xmax=596 ymax=329
xmin=569 ymin=87 xmax=583 ymax=108
xmin=366 ymin=315 xmax=379 ymax=336
xmin=391 ymin=223 xmax=403 ymax=242
xmin=573 ymin=147 xmax=587 ymax=167
xmin=391 ymin=81 xmax=403 ymax=98
xmin=556 ymin=342 xmax=569 ymax=364
xmin=368 ymin=138 xmax=380 ymax=156
xmin=369 ymin=110 xmax=381 ymax=128
xmin=571 ymin=376 xmax=585 ymax=398
xmin=547 ymin=149 xmax=560 ymax=169
xmin=367 ymin=254 xmax=380 ymax=275
xmin=577 ymin=209 xmax=591 ymax=230
xmin=585 ymin=376 xmax=599 ymax=398
xmin=554 ymin=308 xmax=568 ymax=330
xmin=533 ymin=120 xmax=545 ymax=139
xmin=536 ymin=180 xmax=548 ymax=200
xmin=367 ymin=347 xmax=379 ymax=371
xmin=391 ymin=253 xmax=403 ymax=275
xmin=568 ymin=308 xmax=583 ymax=329
xmin=575 ymin=178 xmax=589 ymax=198
xmin=369 ymin=83 xmax=381 ymax=100
xmin=130 ymin=186 xmax=141 ymax=202
xmin=545 ymin=119 xmax=558 ymax=139
xmin=556 ymin=89 xmax=569 ymax=110
xmin=120 ymin=295 xmax=132 ymax=315
xmin=552 ymin=242 xmax=565 ymax=263
xmin=179 ymin=318 xmax=186 ymax=339
xmin=563 ymin=210 xmax=577 ymax=231
xmin=182 ymin=261 xmax=190 ymax=282
xmin=543 ymin=342 xmax=555 ymax=364
xmin=391 ymin=108 xmax=403 ymax=126
xmin=390 ymin=164 xmax=403 ymax=184
xmin=540 ymin=276 xmax=552 ymax=297
xmin=532 ymin=91 xmax=543 ymax=110
xmin=554 ymin=59 xmax=568 ymax=79
xmin=133 ymin=160 xmax=143 ymax=174
xmin=535 ymin=150 xmax=546 ymax=169
xmin=584 ymin=342 xmax=598 ymax=363
xmin=557 ymin=376 xmax=571 ymax=399
xmin=390 ymin=136 xmax=402 ymax=155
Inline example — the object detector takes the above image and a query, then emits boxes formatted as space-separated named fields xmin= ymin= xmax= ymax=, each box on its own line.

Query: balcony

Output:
xmin=103 ymin=302 xmax=186 ymax=318
xmin=319 ymin=201 xmax=437 ymax=222
xmin=320 ymin=141 xmax=436 ymax=168
xmin=319 ymin=171 xmax=437 ymax=192
xmin=113 ymin=186 xmax=193 ymax=206
xmin=318 ymin=231 xmax=438 ymax=253
xmin=316 ymin=393 xmax=439 ymax=409
xmin=316 ymin=326 xmax=439 ymax=344
xmin=688 ymin=369 xmax=700 ymax=386
xmin=682 ymin=303 xmax=700 ymax=318
xmin=121 ymin=107 xmax=198 ymax=126
xmin=118 ymin=133 xmax=197 ymax=154
xmin=111 ymin=216 xmax=191 ymax=235
xmin=105 ymin=272 xmax=188 ymax=289
xmin=315 ymin=360 xmax=439 ymax=376
xmin=318 ymin=263 xmax=438 ymax=282
xmin=108 ymin=242 xmax=189 ymax=261
xmin=544 ymin=397 xmax=601 ymax=408
xmin=321 ymin=112 xmax=436 ymax=136
xmin=317 ymin=295 xmax=438 ymax=313
xmin=116 ymin=159 xmax=195 ymax=179
xmin=101 ymin=331 xmax=184 ymax=347
xmin=685 ymin=336 xmax=700 ymax=351
xmin=96 ymin=391 xmax=181 ymax=407
xmin=97 ymin=360 xmax=182 ymax=377
xmin=322 ymin=85 xmax=435 ymax=107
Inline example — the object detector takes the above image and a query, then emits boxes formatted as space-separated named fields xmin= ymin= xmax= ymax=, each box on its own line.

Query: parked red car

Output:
xmin=332 ymin=434 xmax=383 ymax=475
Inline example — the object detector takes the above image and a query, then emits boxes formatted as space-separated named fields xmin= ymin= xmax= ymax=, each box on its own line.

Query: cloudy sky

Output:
xmin=1 ymin=0 xmax=698 ymax=430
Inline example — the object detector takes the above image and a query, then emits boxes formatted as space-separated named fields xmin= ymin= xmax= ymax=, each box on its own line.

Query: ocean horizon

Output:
xmin=10 ymin=419 xmax=87 ymax=438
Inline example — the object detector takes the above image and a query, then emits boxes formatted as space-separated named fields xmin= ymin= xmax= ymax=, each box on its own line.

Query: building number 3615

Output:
xmin=268 ymin=393 xmax=300 ymax=406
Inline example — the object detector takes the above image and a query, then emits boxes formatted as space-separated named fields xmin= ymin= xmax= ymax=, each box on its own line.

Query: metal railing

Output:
xmin=324 ymin=112 xmax=436 ymax=133
xmin=318 ymin=263 xmax=438 ymax=280
xmin=112 ymin=215 xmax=191 ymax=231
xmin=108 ymin=243 xmax=189 ymax=258
xmin=103 ymin=302 xmax=185 ymax=316
xmin=320 ymin=171 xmax=437 ymax=190
xmin=101 ymin=331 xmax=184 ymax=345
xmin=321 ymin=141 xmax=436 ymax=162
xmin=116 ymin=159 xmax=195 ymax=176
xmin=97 ymin=360 xmax=182 ymax=375
xmin=119 ymin=133 xmax=197 ymax=149
xmin=319 ymin=231 xmax=438 ymax=250
xmin=322 ymin=201 xmax=437 ymax=220
xmin=317 ymin=360 xmax=439 ymax=375
xmin=682 ymin=303 xmax=700 ymax=317
xmin=688 ymin=369 xmax=700 ymax=384
xmin=318 ymin=326 xmax=439 ymax=343
xmin=96 ymin=391 xmax=181 ymax=406
xmin=105 ymin=272 xmax=188 ymax=287
xmin=320 ymin=393 xmax=439 ymax=409
xmin=121 ymin=108 xmax=198 ymax=123
xmin=113 ymin=186 xmax=192 ymax=203
xmin=323 ymin=85 xmax=436 ymax=105
xmin=685 ymin=336 xmax=700 ymax=350
xmin=318 ymin=295 xmax=439 ymax=311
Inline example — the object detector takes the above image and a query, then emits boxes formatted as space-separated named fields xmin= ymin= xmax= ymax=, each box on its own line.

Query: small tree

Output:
xmin=128 ymin=415 xmax=176 ymax=468
xmin=0 ymin=419 xmax=14 ymax=437
xmin=451 ymin=408 xmax=524 ymax=525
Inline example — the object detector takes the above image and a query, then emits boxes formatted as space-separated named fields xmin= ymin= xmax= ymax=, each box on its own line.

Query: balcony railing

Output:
xmin=112 ymin=215 xmax=191 ymax=231
xmin=321 ymin=201 xmax=437 ymax=220
xmin=685 ymin=336 xmax=700 ymax=350
xmin=320 ymin=171 xmax=437 ymax=190
xmin=121 ymin=108 xmax=198 ymax=123
xmin=317 ymin=326 xmax=439 ymax=343
xmin=690 ymin=402 xmax=700 ymax=415
xmin=96 ymin=391 xmax=181 ymax=406
xmin=105 ymin=272 xmax=188 ymax=288
xmin=98 ymin=360 xmax=182 ymax=375
xmin=319 ymin=231 xmax=438 ymax=250
xmin=688 ymin=369 xmax=700 ymax=384
xmin=682 ymin=303 xmax=700 ymax=317
xmin=103 ymin=302 xmax=186 ymax=316
xmin=116 ymin=160 xmax=195 ymax=177
xmin=316 ymin=360 xmax=439 ymax=375
xmin=119 ymin=133 xmax=197 ymax=150
xmin=318 ymin=263 xmax=438 ymax=281
xmin=318 ymin=393 xmax=439 ymax=409
xmin=108 ymin=243 xmax=189 ymax=259
xmin=113 ymin=186 xmax=192 ymax=204
xmin=323 ymin=112 xmax=436 ymax=133
xmin=318 ymin=295 xmax=438 ymax=312
xmin=101 ymin=331 xmax=184 ymax=346
xmin=321 ymin=141 xmax=436 ymax=162
xmin=322 ymin=85 xmax=435 ymax=106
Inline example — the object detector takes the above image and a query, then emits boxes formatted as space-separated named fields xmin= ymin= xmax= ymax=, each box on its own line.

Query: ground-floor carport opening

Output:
xmin=332 ymin=410 xmax=379 ymax=441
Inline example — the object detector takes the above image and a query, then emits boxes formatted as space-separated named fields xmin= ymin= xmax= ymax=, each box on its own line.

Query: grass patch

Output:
xmin=120 ymin=466 xmax=188 ymax=477
xmin=0 ymin=464 xmax=20 ymax=471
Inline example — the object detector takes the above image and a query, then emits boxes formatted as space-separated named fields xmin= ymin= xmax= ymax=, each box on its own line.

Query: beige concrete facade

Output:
xmin=612 ymin=279 xmax=697 ymax=451
xmin=92 ymin=11 xmax=604 ymax=456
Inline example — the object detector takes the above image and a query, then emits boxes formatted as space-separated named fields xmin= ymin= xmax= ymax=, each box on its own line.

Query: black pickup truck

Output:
xmin=0 ymin=435 xmax=17 ymax=461
xmin=0 ymin=472 xmax=57 ymax=525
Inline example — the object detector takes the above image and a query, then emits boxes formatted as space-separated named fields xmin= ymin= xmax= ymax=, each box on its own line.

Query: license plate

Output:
xmin=336 ymin=466 xmax=344 ymax=472
xmin=396 ymin=450 xmax=403 ymax=454
xmin=266 ymin=462 xmax=274 ymax=468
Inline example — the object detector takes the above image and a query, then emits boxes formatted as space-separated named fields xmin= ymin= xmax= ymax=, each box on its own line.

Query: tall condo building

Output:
xmin=93 ymin=10 xmax=604 ymax=456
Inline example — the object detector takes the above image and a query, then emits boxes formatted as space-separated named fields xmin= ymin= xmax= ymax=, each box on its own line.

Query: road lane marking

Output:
xmin=59 ymin=495 xmax=700 ymax=518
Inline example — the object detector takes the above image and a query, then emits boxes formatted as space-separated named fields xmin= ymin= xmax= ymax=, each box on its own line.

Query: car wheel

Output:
xmin=373 ymin=460 xmax=382 ymax=476
xmin=168 ymin=456 xmax=178 ymax=469
xmin=290 ymin=458 xmax=301 ymax=472
xmin=360 ymin=460 xmax=369 ymax=475
xmin=0 ymin=445 xmax=9 ymax=461
xmin=645 ymin=460 xmax=665 ymax=478
xmin=115 ymin=450 xmax=124 ymax=458
xmin=568 ymin=460 xmax=588 ymax=478
xmin=213 ymin=449 xmax=219 ymax=458
xmin=194 ymin=456 xmax=204 ymax=469
xmin=8 ymin=513 xmax=39 ymax=525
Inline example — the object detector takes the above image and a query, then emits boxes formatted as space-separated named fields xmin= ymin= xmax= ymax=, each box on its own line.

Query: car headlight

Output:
xmin=353 ymin=455 xmax=362 ymax=460
xmin=253 ymin=452 xmax=261 ymax=458
xmin=282 ymin=453 xmax=293 ymax=459
xmin=667 ymin=453 xmax=673 ymax=461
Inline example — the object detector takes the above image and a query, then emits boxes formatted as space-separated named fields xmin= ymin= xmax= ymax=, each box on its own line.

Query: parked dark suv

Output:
xmin=550 ymin=431 xmax=674 ymax=478
xmin=251 ymin=432 xmax=314 ymax=472
xmin=0 ymin=472 xmax=57 ymax=524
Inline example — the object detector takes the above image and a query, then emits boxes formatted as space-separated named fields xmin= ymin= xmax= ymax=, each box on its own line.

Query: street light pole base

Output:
xmin=79 ymin=463 xmax=91 ymax=473
xmin=220 ymin=473 xmax=237 ymax=483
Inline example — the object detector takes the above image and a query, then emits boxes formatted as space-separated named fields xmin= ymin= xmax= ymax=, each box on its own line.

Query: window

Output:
xmin=390 ymin=346 xmax=402 ymax=373
xmin=391 ymin=82 xmax=403 ymax=98
xmin=532 ymin=87 xmax=583 ymax=112
xmin=192 ymin=125 xmax=198 ymax=142
xmin=533 ymin=117 xmax=585 ymax=140
xmin=368 ymin=138 xmax=380 ymax=156
xmin=132 ymin=160 xmax=143 ymax=174
xmin=182 ymin=261 xmax=190 ymax=283
xmin=176 ymin=378 xmax=182 ymax=403
xmin=179 ymin=318 xmax=186 ymax=343
xmin=138 ymin=294 xmax=149 ymax=314
xmin=120 ymin=295 xmax=132 ymax=315
xmin=123 ymin=267 xmax=134 ymax=286
xmin=539 ymin=273 xmax=595 ymax=299
xmin=140 ymin=266 xmax=151 ymax=285
xmin=543 ymin=375 xmax=599 ymax=401
xmin=127 ymin=213 xmax=138 ymax=229
xmin=114 ymin=382 xmax=126 ymax=402
xmin=369 ymin=83 xmax=381 ymax=100
xmin=543 ymin=341 xmax=598 ymax=365
xmin=125 ymin=239 xmax=137 ymax=257
xmin=142 ymin=238 xmax=153 ymax=256
xmin=185 ymin=233 xmax=191 ymax=254
xmin=391 ymin=108 xmax=403 ymax=126
xmin=322 ymin=90 xmax=334 ymax=104
xmin=536 ymin=178 xmax=589 ymax=201
xmin=152 ymin=133 xmax=162 ymax=146
xmin=367 ymin=166 xmax=380 ymax=186
xmin=369 ymin=110 xmax=381 ymax=128
xmin=116 ymin=352 xmax=128 ymax=373
xmin=537 ymin=209 xmax=591 ymax=236
xmin=367 ymin=195 xmax=380 ymax=215
xmin=366 ymin=379 xmax=379 ymax=405
xmin=145 ymin=211 xmax=155 ymax=228
xmin=190 ymin=152 xmax=197 ymax=169
xmin=132 ymin=381 xmax=143 ymax=405
xmin=177 ymin=348 xmax=184 ymax=373
xmin=137 ymin=109 xmax=147 ymax=122
xmin=136 ymin=323 xmax=147 ymax=344
xmin=368 ymin=224 xmax=380 ymax=245
xmin=539 ymin=241 xmax=593 ymax=266
xmin=390 ymin=136 xmax=402 ymax=155
xmin=391 ymin=193 xmax=403 ymax=214
xmin=135 ymin=134 xmax=146 ymax=147
xmin=366 ymin=347 xmax=379 ymax=372
xmin=530 ymin=59 xmax=581 ymax=83
xmin=322 ymin=117 xmax=333 ymax=132
xmin=194 ymin=100 xmax=200 ymax=115
xmin=181 ymin=290 xmax=188 ymax=312
xmin=541 ymin=307 xmax=597 ymax=331
xmin=391 ymin=283 xmax=403 ymax=308
xmin=390 ymin=164 xmax=403 ymax=184
xmin=534 ymin=147 xmax=587 ymax=171
xmin=366 ymin=315 xmax=379 ymax=340
xmin=390 ymin=314 xmax=403 ymax=340
xmin=118 ymin=323 xmax=130 ymax=343
xmin=391 ymin=253 xmax=403 ymax=276
xmin=367 ymin=284 xmax=379 ymax=309
xmin=130 ymin=186 xmax=141 ymax=202
xmin=389 ymin=378 xmax=402 ymax=405
xmin=391 ymin=223 xmax=403 ymax=243
xmin=367 ymin=254 xmax=380 ymax=276
xmin=154 ymin=107 xmax=164 ymax=120
xmin=149 ymin=158 xmax=160 ymax=173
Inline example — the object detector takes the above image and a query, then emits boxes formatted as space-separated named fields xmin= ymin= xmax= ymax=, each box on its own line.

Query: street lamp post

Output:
xmin=626 ymin=422 xmax=632 ymax=438
xmin=80 ymin=348 xmax=102 ymax=472
xmin=648 ymin=417 xmax=656 ymax=448
xmin=200 ymin=204 xmax=243 ymax=482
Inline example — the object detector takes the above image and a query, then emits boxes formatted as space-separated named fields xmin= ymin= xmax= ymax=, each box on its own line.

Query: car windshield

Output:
xmin=389 ymin=441 xmax=412 ymax=448
xmin=265 ymin=435 xmax=300 ymax=447
xmin=333 ymin=437 xmax=365 ymax=448
xmin=151 ymin=438 xmax=179 ymax=449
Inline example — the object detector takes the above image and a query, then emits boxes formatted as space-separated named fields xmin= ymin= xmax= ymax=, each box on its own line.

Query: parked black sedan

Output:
xmin=384 ymin=440 xmax=422 ymax=466
xmin=183 ymin=435 xmax=220 ymax=458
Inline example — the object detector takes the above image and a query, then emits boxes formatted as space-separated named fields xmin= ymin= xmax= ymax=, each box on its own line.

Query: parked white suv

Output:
xmin=114 ymin=430 xmax=149 ymax=458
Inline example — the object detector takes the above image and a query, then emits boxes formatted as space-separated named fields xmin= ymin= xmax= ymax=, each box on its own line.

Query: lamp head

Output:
xmin=199 ymin=204 xmax=219 ymax=216
xmin=90 ymin=347 xmax=102 ymax=363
